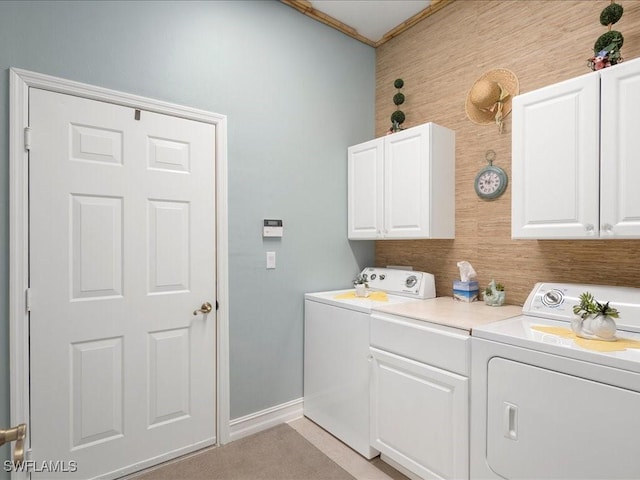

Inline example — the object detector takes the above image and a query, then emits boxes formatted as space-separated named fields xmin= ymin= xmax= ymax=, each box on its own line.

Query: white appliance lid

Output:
xmin=472 ymin=282 xmax=640 ymax=373
xmin=522 ymin=282 xmax=640 ymax=333
xmin=304 ymin=267 xmax=436 ymax=313
xmin=304 ymin=288 xmax=423 ymax=314
xmin=472 ymin=314 xmax=640 ymax=374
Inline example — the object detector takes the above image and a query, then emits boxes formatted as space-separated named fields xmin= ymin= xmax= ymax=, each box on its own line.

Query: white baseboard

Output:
xmin=380 ymin=454 xmax=422 ymax=480
xmin=228 ymin=397 xmax=303 ymax=442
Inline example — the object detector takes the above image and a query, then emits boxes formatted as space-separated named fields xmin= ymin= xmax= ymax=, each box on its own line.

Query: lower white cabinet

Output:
xmin=370 ymin=314 xmax=469 ymax=480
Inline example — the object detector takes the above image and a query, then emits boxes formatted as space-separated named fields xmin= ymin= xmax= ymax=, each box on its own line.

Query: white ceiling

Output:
xmin=309 ymin=0 xmax=431 ymax=43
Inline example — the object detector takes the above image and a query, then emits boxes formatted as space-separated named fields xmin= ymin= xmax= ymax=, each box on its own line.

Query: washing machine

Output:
xmin=304 ymin=267 xmax=435 ymax=459
xmin=470 ymin=282 xmax=640 ymax=479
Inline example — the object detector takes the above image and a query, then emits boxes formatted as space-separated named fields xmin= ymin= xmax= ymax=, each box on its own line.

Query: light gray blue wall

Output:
xmin=0 ymin=0 xmax=375 ymax=466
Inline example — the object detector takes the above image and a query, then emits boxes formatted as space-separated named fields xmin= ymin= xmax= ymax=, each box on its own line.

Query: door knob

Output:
xmin=0 ymin=423 xmax=27 ymax=464
xmin=193 ymin=302 xmax=213 ymax=316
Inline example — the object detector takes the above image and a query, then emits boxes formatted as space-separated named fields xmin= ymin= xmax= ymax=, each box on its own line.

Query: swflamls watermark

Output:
xmin=4 ymin=460 xmax=78 ymax=473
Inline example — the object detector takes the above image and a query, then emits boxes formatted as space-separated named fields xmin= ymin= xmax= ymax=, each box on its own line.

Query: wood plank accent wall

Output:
xmin=375 ymin=0 xmax=640 ymax=305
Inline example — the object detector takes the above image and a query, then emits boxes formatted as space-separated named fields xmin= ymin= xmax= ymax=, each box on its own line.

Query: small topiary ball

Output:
xmin=391 ymin=110 xmax=405 ymax=124
xmin=394 ymin=78 xmax=404 ymax=89
xmin=600 ymin=3 xmax=623 ymax=26
xmin=393 ymin=93 xmax=405 ymax=106
xmin=594 ymin=30 xmax=624 ymax=54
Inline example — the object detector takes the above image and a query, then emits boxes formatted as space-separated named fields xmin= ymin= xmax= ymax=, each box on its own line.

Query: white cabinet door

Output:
xmin=348 ymin=123 xmax=454 ymax=240
xmin=384 ymin=125 xmax=430 ymax=238
xmin=370 ymin=347 xmax=469 ymax=480
xmin=512 ymin=73 xmax=600 ymax=239
xmin=348 ymin=138 xmax=384 ymax=239
xmin=600 ymin=59 xmax=640 ymax=237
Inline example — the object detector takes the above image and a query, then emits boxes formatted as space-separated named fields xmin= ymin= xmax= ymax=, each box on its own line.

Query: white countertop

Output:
xmin=371 ymin=296 xmax=523 ymax=332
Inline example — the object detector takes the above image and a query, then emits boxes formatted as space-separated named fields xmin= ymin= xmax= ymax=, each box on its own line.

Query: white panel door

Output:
xmin=29 ymin=88 xmax=216 ymax=479
xmin=511 ymin=73 xmax=600 ymax=239
xmin=384 ymin=125 xmax=430 ymax=238
xmin=600 ymin=58 xmax=640 ymax=237
xmin=348 ymin=138 xmax=383 ymax=239
xmin=370 ymin=348 xmax=469 ymax=480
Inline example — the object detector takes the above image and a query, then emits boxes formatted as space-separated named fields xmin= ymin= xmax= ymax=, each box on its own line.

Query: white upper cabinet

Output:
xmin=348 ymin=122 xmax=455 ymax=240
xmin=600 ymin=59 xmax=640 ymax=237
xmin=512 ymin=58 xmax=640 ymax=239
xmin=348 ymin=137 xmax=384 ymax=239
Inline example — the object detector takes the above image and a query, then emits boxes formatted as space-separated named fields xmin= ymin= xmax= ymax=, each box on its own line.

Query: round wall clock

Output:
xmin=474 ymin=150 xmax=508 ymax=200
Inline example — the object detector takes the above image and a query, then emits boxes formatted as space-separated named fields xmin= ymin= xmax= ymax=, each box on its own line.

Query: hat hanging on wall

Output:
xmin=465 ymin=68 xmax=519 ymax=134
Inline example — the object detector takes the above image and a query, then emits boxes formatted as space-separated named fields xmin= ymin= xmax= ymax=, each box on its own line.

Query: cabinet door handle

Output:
xmin=602 ymin=223 xmax=613 ymax=234
xmin=503 ymin=402 xmax=518 ymax=440
xmin=585 ymin=224 xmax=595 ymax=235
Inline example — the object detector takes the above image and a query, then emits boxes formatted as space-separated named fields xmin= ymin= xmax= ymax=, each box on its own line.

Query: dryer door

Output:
xmin=486 ymin=358 xmax=640 ymax=479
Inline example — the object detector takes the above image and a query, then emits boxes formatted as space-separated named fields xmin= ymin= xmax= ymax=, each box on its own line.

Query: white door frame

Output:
xmin=8 ymin=68 xmax=231 ymax=464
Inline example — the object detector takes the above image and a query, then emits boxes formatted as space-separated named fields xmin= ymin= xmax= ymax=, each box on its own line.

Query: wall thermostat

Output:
xmin=263 ymin=219 xmax=283 ymax=237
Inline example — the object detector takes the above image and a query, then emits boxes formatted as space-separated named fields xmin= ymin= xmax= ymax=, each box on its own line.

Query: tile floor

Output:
xmin=288 ymin=417 xmax=410 ymax=480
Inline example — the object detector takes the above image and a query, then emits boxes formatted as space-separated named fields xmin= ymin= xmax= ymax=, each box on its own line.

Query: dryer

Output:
xmin=471 ymin=282 xmax=640 ymax=479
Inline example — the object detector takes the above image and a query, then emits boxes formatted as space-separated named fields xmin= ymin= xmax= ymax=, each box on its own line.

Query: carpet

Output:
xmin=131 ymin=423 xmax=356 ymax=480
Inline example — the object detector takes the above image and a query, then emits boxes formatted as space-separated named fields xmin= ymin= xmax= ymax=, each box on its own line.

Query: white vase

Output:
xmin=590 ymin=315 xmax=617 ymax=340
xmin=355 ymin=284 xmax=369 ymax=297
xmin=484 ymin=291 xmax=505 ymax=306
xmin=571 ymin=316 xmax=585 ymax=335
xmin=581 ymin=315 xmax=594 ymax=336
xmin=572 ymin=314 xmax=617 ymax=340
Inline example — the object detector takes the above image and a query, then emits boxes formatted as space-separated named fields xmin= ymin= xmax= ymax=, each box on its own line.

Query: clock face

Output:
xmin=474 ymin=166 xmax=507 ymax=199
xmin=478 ymin=171 xmax=501 ymax=194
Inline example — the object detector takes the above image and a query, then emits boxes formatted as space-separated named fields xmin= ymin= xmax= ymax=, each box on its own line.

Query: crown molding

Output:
xmin=281 ymin=0 xmax=456 ymax=48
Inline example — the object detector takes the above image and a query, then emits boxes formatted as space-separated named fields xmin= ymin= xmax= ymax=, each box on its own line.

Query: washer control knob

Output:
xmin=379 ymin=274 xmax=385 ymax=280
xmin=405 ymin=275 xmax=418 ymax=288
xmin=370 ymin=274 xmax=377 ymax=280
xmin=542 ymin=289 xmax=564 ymax=307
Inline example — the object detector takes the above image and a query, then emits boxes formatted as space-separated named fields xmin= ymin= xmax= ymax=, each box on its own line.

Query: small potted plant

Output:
xmin=353 ymin=273 xmax=369 ymax=298
xmin=484 ymin=280 xmax=505 ymax=306
xmin=572 ymin=292 xmax=619 ymax=340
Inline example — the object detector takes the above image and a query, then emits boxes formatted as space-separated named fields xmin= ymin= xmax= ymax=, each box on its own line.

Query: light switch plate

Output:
xmin=266 ymin=251 xmax=276 ymax=269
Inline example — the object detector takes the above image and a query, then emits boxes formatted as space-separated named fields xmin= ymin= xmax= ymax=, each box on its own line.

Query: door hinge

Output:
xmin=25 ymin=288 xmax=31 ymax=312
xmin=24 ymin=127 xmax=32 ymax=151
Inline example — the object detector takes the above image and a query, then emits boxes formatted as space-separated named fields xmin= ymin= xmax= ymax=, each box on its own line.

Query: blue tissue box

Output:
xmin=453 ymin=280 xmax=479 ymax=302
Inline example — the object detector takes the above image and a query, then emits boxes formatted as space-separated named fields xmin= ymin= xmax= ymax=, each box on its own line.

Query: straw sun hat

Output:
xmin=465 ymin=68 xmax=519 ymax=133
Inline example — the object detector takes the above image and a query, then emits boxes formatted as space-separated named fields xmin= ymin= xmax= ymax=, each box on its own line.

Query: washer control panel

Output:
xmin=523 ymin=282 xmax=640 ymax=332
xmin=359 ymin=267 xmax=435 ymax=299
